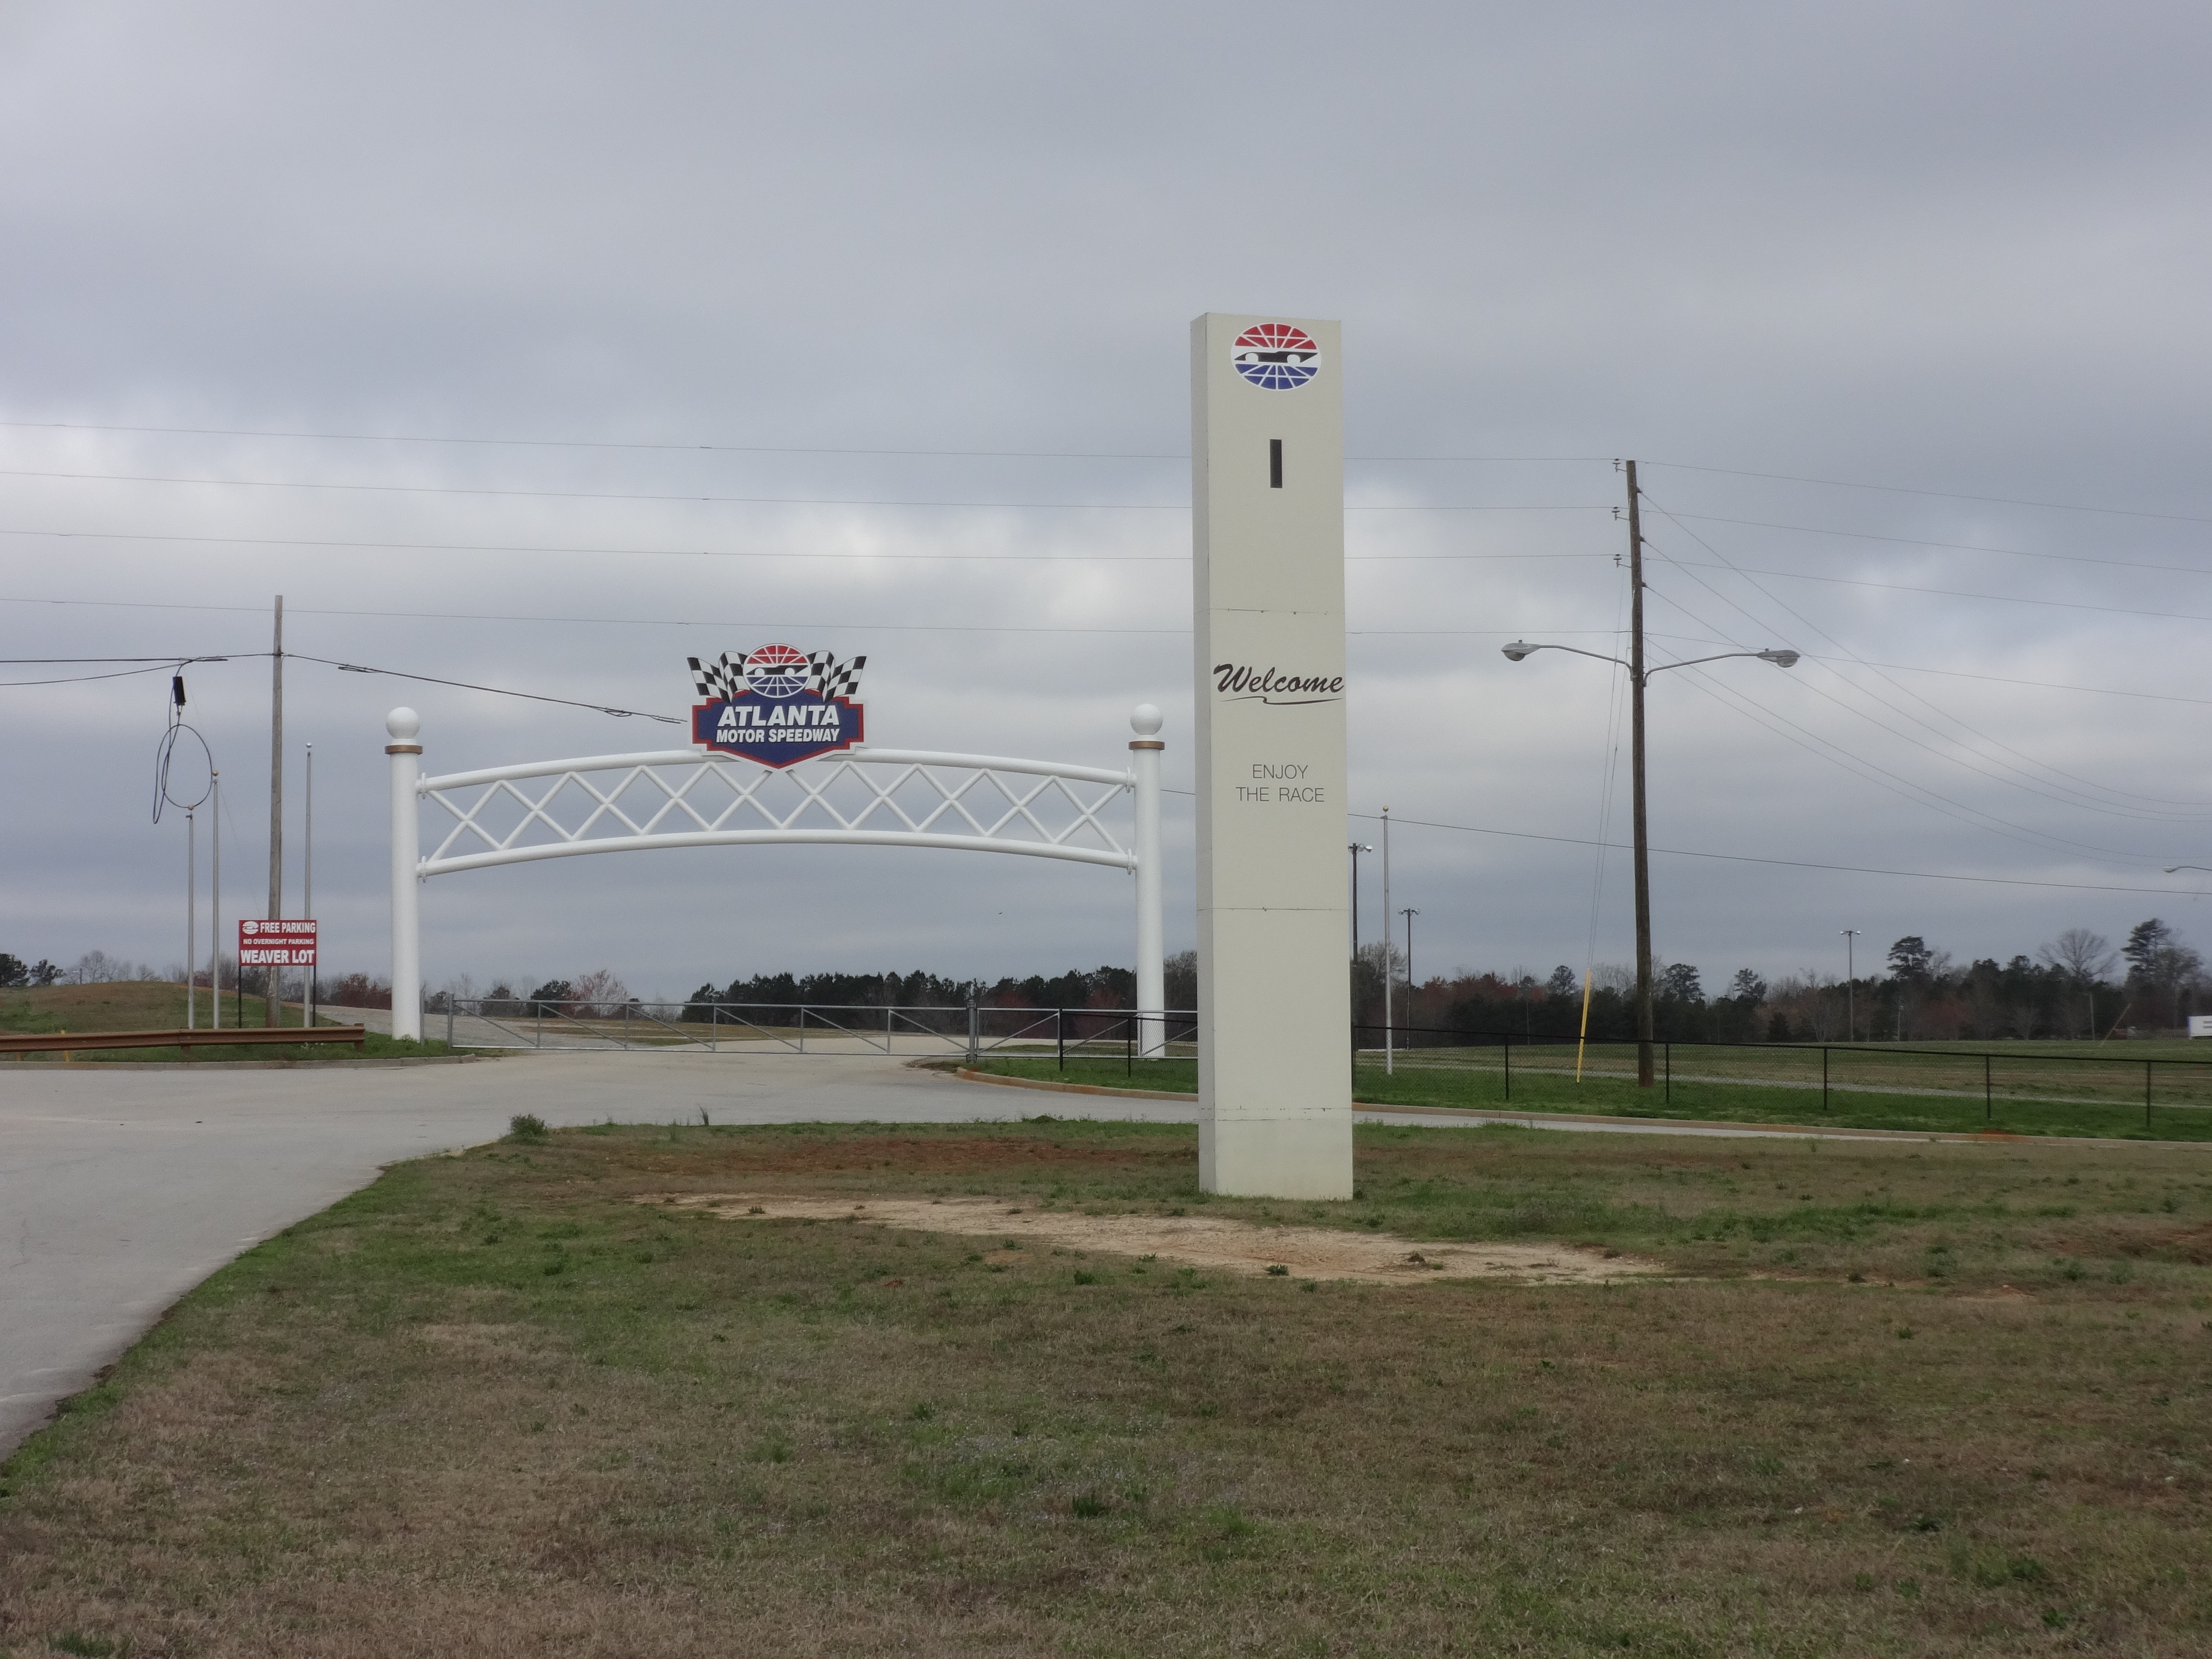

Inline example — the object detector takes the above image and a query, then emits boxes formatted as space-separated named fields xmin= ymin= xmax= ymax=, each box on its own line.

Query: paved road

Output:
xmin=0 ymin=1050 xmax=1207 ymax=1458
xmin=0 ymin=1048 xmax=1969 ymax=1460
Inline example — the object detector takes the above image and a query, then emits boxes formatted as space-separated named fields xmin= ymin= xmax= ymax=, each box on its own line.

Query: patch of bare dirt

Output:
xmin=648 ymin=1193 xmax=1659 ymax=1284
xmin=2056 ymin=1218 xmax=2212 ymax=1263
xmin=655 ymin=1135 xmax=1170 ymax=1178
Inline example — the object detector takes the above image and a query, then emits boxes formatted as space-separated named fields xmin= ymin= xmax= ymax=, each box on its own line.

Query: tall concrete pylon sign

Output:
xmin=1191 ymin=314 xmax=1353 ymax=1199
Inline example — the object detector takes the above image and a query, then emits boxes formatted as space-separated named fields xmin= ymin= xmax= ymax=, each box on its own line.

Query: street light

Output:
xmin=1500 ymin=460 xmax=1802 ymax=1087
xmin=1347 ymin=842 xmax=1373 ymax=958
xmin=1839 ymin=929 xmax=1860 ymax=1043
xmin=1502 ymin=642 xmax=1799 ymax=670
xmin=1400 ymin=906 xmax=1419 ymax=1019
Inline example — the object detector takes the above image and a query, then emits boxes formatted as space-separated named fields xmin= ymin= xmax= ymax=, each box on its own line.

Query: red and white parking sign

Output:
xmin=239 ymin=918 xmax=317 ymax=966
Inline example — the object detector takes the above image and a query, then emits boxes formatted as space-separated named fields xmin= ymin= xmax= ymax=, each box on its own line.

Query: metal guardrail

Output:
xmin=436 ymin=998 xmax=1198 ymax=1062
xmin=0 ymin=1025 xmax=368 ymax=1058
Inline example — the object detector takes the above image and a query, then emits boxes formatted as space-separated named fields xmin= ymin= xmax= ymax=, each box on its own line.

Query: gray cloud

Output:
xmin=7 ymin=0 xmax=2212 ymax=1000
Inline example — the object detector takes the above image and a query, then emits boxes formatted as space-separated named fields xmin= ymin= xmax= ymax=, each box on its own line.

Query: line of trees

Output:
xmin=1375 ymin=919 xmax=2204 ymax=1045
xmin=17 ymin=916 xmax=2202 ymax=1045
xmin=0 ymin=951 xmax=167 ymax=987
xmin=677 ymin=965 xmax=1140 ymax=1024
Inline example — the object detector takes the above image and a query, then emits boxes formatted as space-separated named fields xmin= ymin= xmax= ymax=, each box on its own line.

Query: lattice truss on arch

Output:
xmin=421 ymin=754 xmax=1133 ymax=869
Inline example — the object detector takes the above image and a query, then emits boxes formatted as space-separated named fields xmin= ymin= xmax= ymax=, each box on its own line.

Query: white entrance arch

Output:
xmin=385 ymin=706 xmax=1167 ymax=1052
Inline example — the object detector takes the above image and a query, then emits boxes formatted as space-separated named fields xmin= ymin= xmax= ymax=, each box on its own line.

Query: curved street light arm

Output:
xmin=1644 ymin=649 xmax=1800 ymax=679
xmin=1503 ymin=642 xmax=1797 ymax=680
xmin=1499 ymin=641 xmax=1629 ymax=671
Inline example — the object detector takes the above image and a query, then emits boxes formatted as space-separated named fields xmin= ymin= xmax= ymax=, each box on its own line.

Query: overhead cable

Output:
xmin=288 ymin=653 xmax=680 ymax=724
xmin=1667 ymin=512 xmax=2212 ymax=579
xmin=1640 ymin=497 xmax=2212 ymax=812
xmin=1647 ymin=461 xmax=2212 ymax=527
xmin=1340 ymin=807 xmax=2212 ymax=900
xmin=0 ymin=466 xmax=1607 ymax=513
xmin=0 ymin=594 xmax=1620 ymax=638
xmin=0 ymin=416 xmax=1604 ymax=464
xmin=0 ymin=525 xmax=1603 ymax=563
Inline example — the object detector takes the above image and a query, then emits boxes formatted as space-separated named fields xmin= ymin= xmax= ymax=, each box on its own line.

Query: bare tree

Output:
xmin=2039 ymin=928 xmax=2116 ymax=984
xmin=67 ymin=950 xmax=125 ymax=985
xmin=569 ymin=968 xmax=632 ymax=1019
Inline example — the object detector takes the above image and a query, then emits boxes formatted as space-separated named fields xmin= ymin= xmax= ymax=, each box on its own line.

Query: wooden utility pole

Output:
xmin=1626 ymin=462 xmax=1655 ymax=1087
xmin=266 ymin=595 xmax=284 ymax=1025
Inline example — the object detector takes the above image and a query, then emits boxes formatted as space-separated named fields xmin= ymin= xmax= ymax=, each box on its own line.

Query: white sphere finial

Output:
xmin=386 ymin=707 xmax=421 ymax=740
xmin=1130 ymin=703 xmax=1163 ymax=737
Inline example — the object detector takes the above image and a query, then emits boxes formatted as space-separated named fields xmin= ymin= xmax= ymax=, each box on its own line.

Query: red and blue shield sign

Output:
xmin=1231 ymin=323 xmax=1322 ymax=389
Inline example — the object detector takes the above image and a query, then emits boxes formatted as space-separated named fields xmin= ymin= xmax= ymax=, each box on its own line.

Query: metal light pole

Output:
xmin=210 ymin=771 xmax=223 ymax=1028
xmin=1348 ymin=840 xmax=1373 ymax=1067
xmin=1382 ymin=807 xmax=1393 ymax=1075
xmin=1627 ymin=464 xmax=1651 ymax=1086
xmin=1400 ymin=907 xmax=1418 ymax=1038
xmin=185 ymin=808 xmax=196 ymax=1031
xmin=304 ymin=742 xmax=315 ymax=1030
xmin=1347 ymin=842 xmax=1373 ymax=958
xmin=1840 ymin=929 xmax=1859 ymax=1043
xmin=1503 ymin=463 xmax=1799 ymax=1088
xmin=266 ymin=596 xmax=284 ymax=1026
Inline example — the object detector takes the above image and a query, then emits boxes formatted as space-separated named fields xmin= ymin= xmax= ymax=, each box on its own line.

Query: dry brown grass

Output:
xmin=2 ymin=1119 xmax=2208 ymax=1657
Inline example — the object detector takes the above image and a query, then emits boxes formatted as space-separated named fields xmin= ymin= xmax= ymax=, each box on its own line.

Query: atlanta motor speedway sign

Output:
xmin=686 ymin=645 xmax=866 ymax=767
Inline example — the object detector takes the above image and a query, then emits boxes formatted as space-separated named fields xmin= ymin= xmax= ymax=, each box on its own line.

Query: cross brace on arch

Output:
xmin=385 ymin=707 xmax=1169 ymax=1055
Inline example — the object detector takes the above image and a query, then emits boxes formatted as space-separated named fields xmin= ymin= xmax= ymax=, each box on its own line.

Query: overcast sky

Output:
xmin=7 ymin=0 xmax=2212 ymax=1003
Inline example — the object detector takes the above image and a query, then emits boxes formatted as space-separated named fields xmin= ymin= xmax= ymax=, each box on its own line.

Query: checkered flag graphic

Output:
xmin=807 ymin=651 xmax=866 ymax=699
xmin=687 ymin=652 xmax=745 ymax=700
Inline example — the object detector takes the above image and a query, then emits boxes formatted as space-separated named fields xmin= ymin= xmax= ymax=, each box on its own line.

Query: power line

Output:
xmin=0 ymin=416 xmax=1607 ymax=465
xmin=1646 ymin=575 xmax=2212 ymax=830
xmin=0 ymin=662 xmax=193 ymax=688
xmin=0 ymin=465 xmax=1192 ymax=511
xmin=1669 ymin=511 xmax=2212 ymax=579
xmin=1646 ymin=460 xmax=2212 ymax=528
xmin=0 ymin=647 xmax=688 ymax=721
xmin=13 ymin=419 xmax=2206 ymax=527
xmin=1823 ymin=659 xmax=2212 ymax=710
xmin=1640 ymin=584 xmax=2170 ymax=861
xmin=0 ymin=593 xmax=1619 ymax=638
xmin=0 ymin=465 xmax=1607 ymax=513
xmin=1629 ymin=565 xmax=2204 ymax=860
xmin=288 ymin=654 xmax=680 ymax=723
xmin=1665 ymin=560 xmax=2212 ymax=626
xmin=1641 ymin=497 xmax=2212 ymax=813
xmin=0 ymin=524 xmax=1602 ymax=564
xmin=0 ymin=654 xmax=230 ymax=663
xmin=1638 ymin=561 xmax=2212 ymax=859
xmin=1343 ymin=806 xmax=2212 ymax=899
xmin=0 ymin=420 xmax=1189 ymax=460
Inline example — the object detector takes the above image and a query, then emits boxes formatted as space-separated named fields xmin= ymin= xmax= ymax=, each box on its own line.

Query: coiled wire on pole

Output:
xmin=153 ymin=666 xmax=215 ymax=823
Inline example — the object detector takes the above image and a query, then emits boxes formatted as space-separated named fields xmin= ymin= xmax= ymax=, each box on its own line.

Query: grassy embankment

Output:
xmin=2 ymin=1118 xmax=2209 ymax=1655
xmin=0 ymin=981 xmax=461 ymax=1061
xmin=968 ymin=1042 xmax=2212 ymax=1141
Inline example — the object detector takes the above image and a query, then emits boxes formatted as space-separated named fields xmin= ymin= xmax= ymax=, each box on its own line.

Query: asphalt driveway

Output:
xmin=0 ymin=1050 xmax=1198 ymax=1458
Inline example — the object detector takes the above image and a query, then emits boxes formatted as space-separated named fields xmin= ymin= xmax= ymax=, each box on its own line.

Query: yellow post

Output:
xmin=1575 ymin=971 xmax=1594 ymax=1082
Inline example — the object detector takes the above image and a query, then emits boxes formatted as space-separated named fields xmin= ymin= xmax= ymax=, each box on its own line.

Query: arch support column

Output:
xmin=387 ymin=709 xmax=422 ymax=1041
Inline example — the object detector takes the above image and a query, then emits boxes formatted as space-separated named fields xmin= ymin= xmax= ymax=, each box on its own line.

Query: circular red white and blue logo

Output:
xmin=1231 ymin=323 xmax=1322 ymax=389
xmin=740 ymin=643 xmax=810 ymax=699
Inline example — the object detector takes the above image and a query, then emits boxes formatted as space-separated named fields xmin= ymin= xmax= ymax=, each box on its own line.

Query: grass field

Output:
xmin=3 ymin=1119 xmax=2208 ymax=1655
xmin=967 ymin=1046 xmax=2212 ymax=1141
xmin=0 ymin=982 xmax=461 ymax=1062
